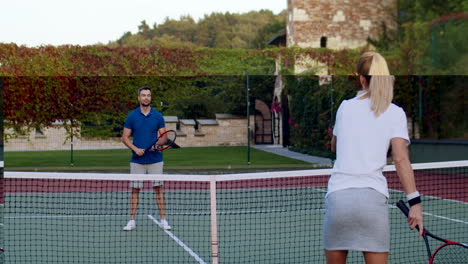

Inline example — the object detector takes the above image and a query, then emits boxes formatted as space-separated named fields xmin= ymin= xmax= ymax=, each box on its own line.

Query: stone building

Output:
xmin=287 ymin=0 xmax=396 ymax=49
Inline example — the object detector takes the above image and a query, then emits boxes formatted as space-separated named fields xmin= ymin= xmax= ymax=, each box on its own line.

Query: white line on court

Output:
xmin=422 ymin=211 xmax=468 ymax=225
xmin=389 ymin=205 xmax=468 ymax=225
xmin=389 ymin=187 xmax=468 ymax=205
xmin=148 ymin=214 xmax=207 ymax=264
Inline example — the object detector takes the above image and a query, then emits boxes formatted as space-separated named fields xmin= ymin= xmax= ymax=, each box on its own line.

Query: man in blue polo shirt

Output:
xmin=121 ymin=86 xmax=171 ymax=231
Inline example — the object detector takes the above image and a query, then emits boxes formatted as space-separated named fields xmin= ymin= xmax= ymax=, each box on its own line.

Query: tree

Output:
xmin=112 ymin=9 xmax=286 ymax=49
xmin=137 ymin=20 xmax=152 ymax=39
xmin=155 ymin=16 xmax=197 ymax=43
xmin=397 ymin=0 xmax=468 ymax=23
xmin=252 ymin=12 xmax=287 ymax=49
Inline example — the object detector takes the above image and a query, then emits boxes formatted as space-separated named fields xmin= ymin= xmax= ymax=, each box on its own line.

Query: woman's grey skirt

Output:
xmin=323 ymin=188 xmax=390 ymax=252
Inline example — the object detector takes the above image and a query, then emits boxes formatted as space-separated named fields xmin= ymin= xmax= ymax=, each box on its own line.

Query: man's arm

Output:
xmin=121 ymin=127 xmax=145 ymax=156
xmin=154 ymin=127 xmax=167 ymax=147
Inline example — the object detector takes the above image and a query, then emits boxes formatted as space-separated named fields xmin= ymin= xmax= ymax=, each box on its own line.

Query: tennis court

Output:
xmin=1 ymin=161 xmax=467 ymax=263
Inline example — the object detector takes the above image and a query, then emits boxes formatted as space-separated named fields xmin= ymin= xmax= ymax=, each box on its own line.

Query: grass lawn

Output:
xmin=4 ymin=146 xmax=319 ymax=173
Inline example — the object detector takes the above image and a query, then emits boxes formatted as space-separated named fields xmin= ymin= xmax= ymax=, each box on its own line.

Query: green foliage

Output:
xmin=0 ymin=45 xmax=202 ymax=76
xmin=397 ymin=0 xmax=468 ymax=23
xmin=0 ymin=39 xmax=368 ymax=147
xmin=0 ymin=44 xmax=363 ymax=77
xmin=412 ymin=76 xmax=467 ymax=140
xmin=390 ymin=22 xmax=432 ymax=75
xmin=367 ymin=22 xmax=398 ymax=52
xmin=285 ymin=75 xmax=356 ymax=158
xmin=196 ymin=48 xmax=278 ymax=75
xmin=2 ymin=74 xmax=276 ymax=139
xmin=0 ymin=42 xmax=365 ymax=140
xmin=372 ymin=1 xmax=468 ymax=75
xmin=251 ymin=12 xmax=287 ymax=49
xmin=430 ymin=15 xmax=468 ymax=73
xmin=114 ymin=10 xmax=286 ymax=49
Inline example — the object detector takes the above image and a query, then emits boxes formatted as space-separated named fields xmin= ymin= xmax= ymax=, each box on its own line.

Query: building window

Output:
xmin=320 ymin=37 xmax=327 ymax=48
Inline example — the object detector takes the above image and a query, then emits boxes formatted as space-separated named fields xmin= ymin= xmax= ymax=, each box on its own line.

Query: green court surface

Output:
xmin=2 ymin=183 xmax=467 ymax=264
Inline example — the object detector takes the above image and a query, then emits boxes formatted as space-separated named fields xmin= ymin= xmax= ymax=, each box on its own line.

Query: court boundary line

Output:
xmin=388 ymin=188 xmax=468 ymax=225
xmin=422 ymin=211 xmax=468 ymax=225
xmin=389 ymin=204 xmax=468 ymax=225
xmin=148 ymin=214 xmax=207 ymax=264
xmin=389 ymin=188 xmax=468 ymax=205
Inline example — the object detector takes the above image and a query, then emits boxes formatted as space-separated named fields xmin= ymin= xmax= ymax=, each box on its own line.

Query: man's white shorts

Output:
xmin=129 ymin=162 xmax=164 ymax=189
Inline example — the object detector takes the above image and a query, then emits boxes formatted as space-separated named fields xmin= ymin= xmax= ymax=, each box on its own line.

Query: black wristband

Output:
xmin=408 ymin=196 xmax=421 ymax=207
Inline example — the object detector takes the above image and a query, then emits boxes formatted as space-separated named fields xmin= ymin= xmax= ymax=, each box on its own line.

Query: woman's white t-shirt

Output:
xmin=327 ymin=93 xmax=410 ymax=198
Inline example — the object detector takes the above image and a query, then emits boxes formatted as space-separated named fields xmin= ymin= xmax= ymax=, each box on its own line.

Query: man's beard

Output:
xmin=141 ymin=102 xmax=151 ymax=107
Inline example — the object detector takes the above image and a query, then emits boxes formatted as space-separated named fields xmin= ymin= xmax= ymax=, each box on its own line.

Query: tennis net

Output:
xmin=1 ymin=160 xmax=467 ymax=263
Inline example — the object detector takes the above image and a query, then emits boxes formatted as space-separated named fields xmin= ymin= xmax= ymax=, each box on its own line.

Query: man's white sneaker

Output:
xmin=123 ymin=220 xmax=136 ymax=231
xmin=160 ymin=219 xmax=171 ymax=230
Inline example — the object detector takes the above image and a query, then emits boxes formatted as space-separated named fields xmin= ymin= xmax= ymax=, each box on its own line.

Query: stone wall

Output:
xmin=287 ymin=0 xmax=396 ymax=49
xmin=4 ymin=114 xmax=254 ymax=151
xmin=176 ymin=114 xmax=253 ymax=147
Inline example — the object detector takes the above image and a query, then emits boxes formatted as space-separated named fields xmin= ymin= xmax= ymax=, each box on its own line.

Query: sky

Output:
xmin=2 ymin=0 xmax=286 ymax=47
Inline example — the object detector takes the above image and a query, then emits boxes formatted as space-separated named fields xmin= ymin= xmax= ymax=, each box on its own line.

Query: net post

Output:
xmin=246 ymin=74 xmax=251 ymax=166
xmin=210 ymin=175 xmax=219 ymax=264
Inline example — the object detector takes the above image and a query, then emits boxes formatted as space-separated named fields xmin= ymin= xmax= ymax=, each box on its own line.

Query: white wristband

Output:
xmin=407 ymin=191 xmax=420 ymax=201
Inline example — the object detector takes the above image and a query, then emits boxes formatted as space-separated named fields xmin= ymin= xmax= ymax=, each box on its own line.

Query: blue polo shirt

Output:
xmin=124 ymin=107 xmax=165 ymax=164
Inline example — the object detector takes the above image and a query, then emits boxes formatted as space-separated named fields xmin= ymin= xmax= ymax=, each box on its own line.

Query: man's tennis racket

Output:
xmin=396 ymin=200 xmax=468 ymax=264
xmin=146 ymin=129 xmax=178 ymax=151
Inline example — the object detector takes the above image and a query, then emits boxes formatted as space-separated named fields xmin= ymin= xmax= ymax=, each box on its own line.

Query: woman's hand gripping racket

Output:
xmin=146 ymin=130 xmax=178 ymax=152
xmin=396 ymin=200 xmax=468 ymax=264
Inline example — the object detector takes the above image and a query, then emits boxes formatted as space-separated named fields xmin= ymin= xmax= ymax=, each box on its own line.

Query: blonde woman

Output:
xmin=323 ymin=52 xmax=424 ymax=264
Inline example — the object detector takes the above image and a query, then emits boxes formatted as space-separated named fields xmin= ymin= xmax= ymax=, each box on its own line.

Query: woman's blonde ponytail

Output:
xmin=358 ymin=52 xmax=394 ymax=117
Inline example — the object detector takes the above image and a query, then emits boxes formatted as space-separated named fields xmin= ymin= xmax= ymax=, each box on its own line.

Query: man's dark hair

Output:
xmin=138 ymin=86 xmax=151 ymax=95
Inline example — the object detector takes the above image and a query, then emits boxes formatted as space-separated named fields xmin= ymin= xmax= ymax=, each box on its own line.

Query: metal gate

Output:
xmin=254 ymin=99 xmax=273 ymax=144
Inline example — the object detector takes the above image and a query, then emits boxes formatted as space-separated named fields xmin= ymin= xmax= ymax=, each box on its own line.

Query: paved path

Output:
xmin=252 ymin=145 xmax=333 ymax=166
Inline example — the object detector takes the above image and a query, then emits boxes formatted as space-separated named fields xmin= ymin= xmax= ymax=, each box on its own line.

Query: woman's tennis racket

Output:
xmin=396 ymin=200 xmax=468 ymax=264
xmin=146 ymin=129 xmax=178 ymax=152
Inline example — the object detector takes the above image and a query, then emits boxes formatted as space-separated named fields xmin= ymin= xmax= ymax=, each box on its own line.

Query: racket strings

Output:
xmin=155 ymin=131 xmax=176 ymax=149
xmin=432 ymin=244 xmax=468 ymax=264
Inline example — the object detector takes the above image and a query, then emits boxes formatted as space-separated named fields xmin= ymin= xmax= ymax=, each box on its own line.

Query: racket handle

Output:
xmin=396 ymin=200 xmax=410 ymax=217
xmin=396 ymin=200 xmax=421 ymax=232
